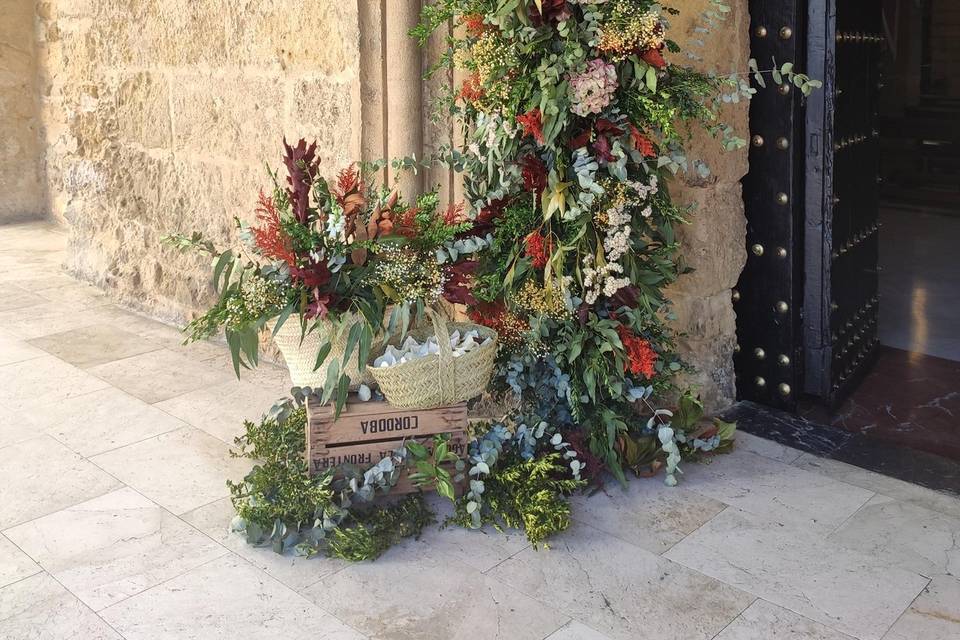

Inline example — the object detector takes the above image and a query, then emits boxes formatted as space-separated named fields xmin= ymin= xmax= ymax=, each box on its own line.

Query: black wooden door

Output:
xmin=804 ymin=0 xmax=884 ymax=404
xmin=737 ymin=0 xmax=884 ymax=410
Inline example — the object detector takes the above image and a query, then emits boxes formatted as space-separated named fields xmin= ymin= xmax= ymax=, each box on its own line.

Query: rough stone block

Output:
xmin=115 ymin=72 xmax=172 ymax=149
xmin=669 ymin=290 xmax=739 ymax=411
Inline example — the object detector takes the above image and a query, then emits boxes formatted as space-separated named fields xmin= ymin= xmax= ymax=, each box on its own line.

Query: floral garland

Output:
xmin=413 ymin=0 xmax=816 ymax=484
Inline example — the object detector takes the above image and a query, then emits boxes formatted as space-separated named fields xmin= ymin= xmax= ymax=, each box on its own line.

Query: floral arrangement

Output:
xmin=410 ymin=0 xmax=816 ymax=490
xmin=165 ymin=141 xmax=487 ymax=411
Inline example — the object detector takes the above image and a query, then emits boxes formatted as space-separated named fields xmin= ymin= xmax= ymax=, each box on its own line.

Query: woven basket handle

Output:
xmin=425 ymin=307 xmax=456 ymax=404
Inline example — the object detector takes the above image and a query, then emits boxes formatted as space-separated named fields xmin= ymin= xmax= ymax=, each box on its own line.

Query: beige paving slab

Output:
xmin=0 ymin=534 xmax=39 ymax=589
xmin=544 ymin=621 xmax=616 ymax=640
xmin=88 ymin=305 xmax=228 ymax=362
xmin=714 ymin=599 xmax=856 ymax=639
xmin=568 ymin=477 xmax=727 ymax=554
xmin=28 ymin=325 xmax=163 ymax=369
xmin=7 ymin=273 xmax=80 ymax=291
xmin=181 ymin=497 xmax=346 ymax=591
xmin=883 ymin=576 xmax=960 ymax=640
xmin=0 ymin=288 xmax=47 ymax=312
xmin=153 ymin=378 xmax=288 ymax=444
xmin=793 ymin=453 xmax=960 ymax=520
xmin=0 ymin=301 xmax=105 ymax=339
xmin=679 ymin=448 xmax=875 ymax=530
xmin=732 ymin=431 xmax=805 ymax=464
xmin=100 ymin=554 xmax=366 ymax=640
xmin=0 ymin=573 xmax=121 ymax=639
xmin=34 ymin=386 xmax=187 ymax=457
xmin=35 ymin=282 xmax=109 ymax=308
xmin=302 ymin=541 xmax=569 ymax=640
xmin=87 ymin=348 xmax=234 ymax=404
xmin=486 ymin=522 xmax=753 ymax=640
xmin=0 ymin=404 xmax=42 ymax=449
xmin=828 ymin=494 xmax=960 ymax=578
xmin=0 ymin=436 xmax=121 ymax=529
xmin=90 ymin=427 xmax=251 ymax=515
xmin=0 ymin=355 xmax=110 ymax=413
xmin=664 ymin=507 xmax=929 ymax=640
xmin=5 ymin=487 xmax=227 ymax=611
xmin=0 ymin=331 xmax=46 ymax=366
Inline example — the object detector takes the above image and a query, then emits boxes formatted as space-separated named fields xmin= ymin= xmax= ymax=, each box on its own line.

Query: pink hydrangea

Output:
xmin=569 ymin=59 xmax=618 ymax=117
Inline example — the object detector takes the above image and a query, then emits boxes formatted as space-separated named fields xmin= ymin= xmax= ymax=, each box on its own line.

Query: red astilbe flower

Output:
xmin=629 ymin=124 xmax=657 ymax=158
xmin=462 ymin=13 xmax=487 ymax=37
xmin=525 ymin=232 xmax=550 ymax=269
xmin=282 ymin=138 xmax=321 ymax=225
xmin=640 ymin=48 xmax=667 ymax=69
xmin=469 ymin=301 xmax=529 ymax=348
xmin=616 ymin=325 xmax=658 ymax=379
xmin=516 ymin=108 xmax=545 ymax=145
xmin=443 ymin=202 xmax=467 ymax=225
xmin=252 ymin=191 xmax=296 ymax=268
xmin=520 ymin=154 xmax=548 ymax=195
xmin=459 ymin=73 xmax=485 ymax=104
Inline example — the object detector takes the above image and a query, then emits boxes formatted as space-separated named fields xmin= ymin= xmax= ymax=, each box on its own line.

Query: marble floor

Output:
xmin=1 ymin=220 xmax=960 ymax=640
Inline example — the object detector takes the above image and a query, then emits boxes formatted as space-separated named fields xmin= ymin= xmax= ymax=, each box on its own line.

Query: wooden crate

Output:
xmin=305 ymin=397 xmax=469 ymax=494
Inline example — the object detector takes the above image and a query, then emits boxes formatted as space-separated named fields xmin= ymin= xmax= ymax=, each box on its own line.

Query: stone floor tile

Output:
xmin=89 ymin=427 xmax=251 ymax=514
xmin=793 ymin=453 xmax=960 ymax=520
xmin=4 ymin=487 xmax=228 ymax=611
xmin=883 ymin=576 xmax=960 ymax=640
xmin=181 ymin=498 xmax=346 ymax=591
xmin=568 ymin=477 xmax=727 ymax=554
xmin=302 ymin=541 xmax=569 ymax=640
xmin=0 ymin=355 xmax=110 ymax=413
xmin=0 ymin=331 xmax=46 ymax=366
xmin=100 ymin=554 xmax=366 ymax=640
xmin=544 ymin=621 xmax=616 ymax=640
xmin=0 ymin=404 xmax=42 ymax=449
xmin=87 ymin=348 xmax=234 ymax=404
xmin=664 ymin=507 xmax=929 ymax=640
xmin=486 ymin=523 xmax=752 ymax=640
xmin=679 ymin=448 xmax=875 ymax=530
xmin=0 ymin=436 xmax=121 ymax=529
xmin=88 ymin=305 xmax=228 ymax=362
xmin=0 ymin=301 xmax=105 ymax=339
xmin=28 ymin=325 xmax=163 ymax=369
xmin=0 ymin=288 xmax=47 ymax=312
xmin=0 ymin=534 xmax=39 ymax=589
xmin=714 ymin=599 xmax=856 ymax=639
xmin=733 ymin=431 xmax=805 ymax=464
xmin=34 ymin=387 xmax=187 ymax=456
xmin=828 ymin=494 xmax=960 ymax=578
xmin=153 ymin=379 xmax=288 ymax=444
xmin=0 ymin=573 xmax=121 ymax=639
xmin=7 ymin=273 xmax=80 ymax=291
xmin=35 ymin=282 xmax=109 ymax=308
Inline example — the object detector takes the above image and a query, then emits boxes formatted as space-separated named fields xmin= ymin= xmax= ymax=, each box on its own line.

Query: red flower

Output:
xmin=592 ymin=135 xmax=614 ymax=162
xmin=282 ymin=138 xmax=320 ymax=225
xmin=443 ymin=261 xmax=478 ymax=306
xmin=629 ymin=125 xmax=657 ymax=158
xmin=525 ymin=232 xmax=550 ymax=269
xmin=458 ymin=73 xmax=485 ymax=104
xmin=462 ymin=13 xmax=487 ymax=37
xmin=516 ymin=108 xmax=545 ymax=145
xmin=443 ymin=202 xmax=467 ymax=225
xmin=640 ymin=48 xmax=667 ymax=69
xmin=252 ymin=191 xmax=296 ymax=268
xmin=617 ymin=325 xmax=658 ymax=379
xmin=520 ymin=154 xmax=548 ymax=194
xmin=567 ymin=127 xmax=592 ymax=150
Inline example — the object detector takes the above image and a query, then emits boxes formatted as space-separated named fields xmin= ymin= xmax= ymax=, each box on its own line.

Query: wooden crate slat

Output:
xmin=306 ymin=398 xmax=467 ymax=448
xmin=310 ymin=431 xmax=469 ymax=475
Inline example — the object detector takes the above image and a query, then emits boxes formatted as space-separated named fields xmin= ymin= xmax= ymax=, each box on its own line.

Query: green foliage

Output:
xmin=451 ymin=452 xmax=583 ymax=547
xmin=406 ymin=434 xmax=465 ymax=502
xmin=327 ymin=494 xmax=436 ymax=562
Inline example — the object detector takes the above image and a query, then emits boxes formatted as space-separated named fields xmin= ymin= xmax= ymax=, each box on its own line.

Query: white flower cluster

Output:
xmin=582 ymin=175 xmax=660 ymax=304
xmin=570 ymin=0 xmax=609 ymax=5
xmin=373 ymin=329 xmax=493 ymax=367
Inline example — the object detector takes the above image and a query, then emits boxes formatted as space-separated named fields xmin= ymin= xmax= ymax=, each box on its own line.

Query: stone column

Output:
xmin=0 ymin=0 xmax=44 ymax=222
xmin=384 ymin=0 xmax=423 ymax=197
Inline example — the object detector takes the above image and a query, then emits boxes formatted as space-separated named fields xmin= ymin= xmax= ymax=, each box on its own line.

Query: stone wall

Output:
xmin=0 ymin=0 xmax=44 ymax=222
xmin=20 ymin=0 xmax=747 ymax=410
xmin=32 ymin=1 xmax=362 ymax=321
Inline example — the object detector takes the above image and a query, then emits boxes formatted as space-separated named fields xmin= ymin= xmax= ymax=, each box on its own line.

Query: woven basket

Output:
xmin=368 ymin=308 xmax=498 ymax=409
xmin=272 ymin=314 xmax=382 ymax=390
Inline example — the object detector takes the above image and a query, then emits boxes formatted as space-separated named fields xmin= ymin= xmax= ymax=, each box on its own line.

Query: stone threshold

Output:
xmin=722 ymin=400 xmax=960 ymax=496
